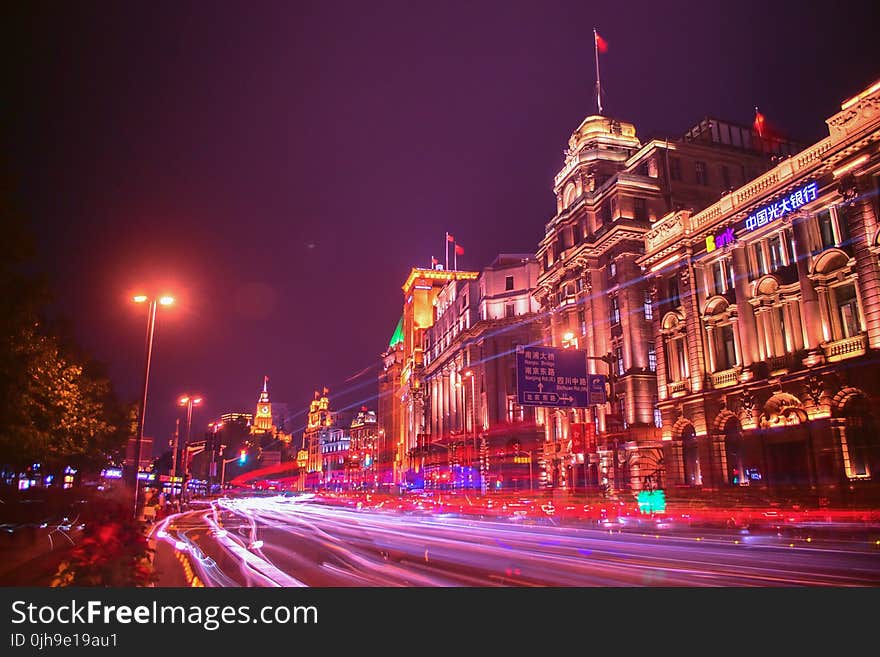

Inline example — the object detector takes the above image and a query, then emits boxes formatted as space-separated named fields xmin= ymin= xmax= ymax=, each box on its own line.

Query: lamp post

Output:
xmin=585 ymin=352 xmax=616 ymax=495
xmin=177 ymin=394 xmax=202 ymax=505
xmin=131 ymin=294 xmax=174 ymax=521
xmin=562 ymin=333 xmax=616 ymax=496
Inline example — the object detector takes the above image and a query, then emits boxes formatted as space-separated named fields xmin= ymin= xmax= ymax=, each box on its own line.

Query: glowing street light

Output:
xmin=176 ymin=393 xmax=203 ymax=505
xmin=130 ymin=293 xmax=174 ymax=520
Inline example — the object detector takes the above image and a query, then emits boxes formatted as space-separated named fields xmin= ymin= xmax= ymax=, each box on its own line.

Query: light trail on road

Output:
xmin=153 ymin=496 xmax=880 ymax=587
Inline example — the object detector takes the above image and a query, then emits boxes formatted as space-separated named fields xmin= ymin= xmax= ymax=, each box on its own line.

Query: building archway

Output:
xmin=680 ymin=424 xmax=701 ymax=487
xmin=717 ymin=414 xmax=744 ymax=486
xmin=832 ymin=388 xmax=877 ymax=479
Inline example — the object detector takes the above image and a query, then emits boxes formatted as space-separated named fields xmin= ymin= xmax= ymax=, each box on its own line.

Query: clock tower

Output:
xmin=253 ymin=376 xmax=273 ymax=434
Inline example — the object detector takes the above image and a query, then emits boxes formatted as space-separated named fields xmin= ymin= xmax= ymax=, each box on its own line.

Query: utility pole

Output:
xmin=171 ymin=418 xmax=180 ymax=485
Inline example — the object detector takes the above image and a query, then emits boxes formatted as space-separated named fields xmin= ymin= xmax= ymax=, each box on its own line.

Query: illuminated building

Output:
xmin=638 ymin=79 xmax=880 ymax=497
xmin=421 ymin=254 xmax=544 ymax=490
xmin=535 ymin=111 xmax=796 ymax=492
xmin=302 ymin=388 xmax=341 ymax=489
xmin=349 ymin=407 xmax=378 ymax=489
xmin=251 ymin=375 xmax=274 ymax=435
xmin=391 ymin=267 xmax=479 ymax=485
xmin=220 ymin=412 xmax=254 ymax=426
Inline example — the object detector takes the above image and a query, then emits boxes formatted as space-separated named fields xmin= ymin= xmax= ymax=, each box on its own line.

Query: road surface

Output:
xmin=151 ymin=496 xmax=880 ymax=587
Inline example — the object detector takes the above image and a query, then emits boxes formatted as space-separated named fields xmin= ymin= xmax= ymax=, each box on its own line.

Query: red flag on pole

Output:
xmin=454 ymin=244 xmax=464 ymax=256
xmin=446 ymin=232 xmax=455 ymax=243
xmin=431 ymin=256 xmax=438 ymax=268
xmin=595 ymin=32 xmax=608 ymax=54
xmin=754 ymin=107 xmax=766 ymax=138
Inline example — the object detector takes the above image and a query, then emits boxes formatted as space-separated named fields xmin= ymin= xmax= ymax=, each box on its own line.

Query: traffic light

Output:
xmin=239 ymin=449 xmax=247 ymax=465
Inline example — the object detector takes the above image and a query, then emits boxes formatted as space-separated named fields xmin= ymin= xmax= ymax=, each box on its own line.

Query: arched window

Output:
xmin=563 ymin=182 xmax=578 ymax=209
xmin=681 ymin=425 xmax=702 ymax=486
xmin=702 ymin=298 xmax=739 ymax=372
xmin=661 ymin=312 xmax=689 ymax=384
xmin=811 ymin=248 xmax=863 ymax=343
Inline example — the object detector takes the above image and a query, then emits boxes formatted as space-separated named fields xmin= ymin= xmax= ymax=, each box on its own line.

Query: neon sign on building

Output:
xmin=705 ymin=226 xmax=736 ymax=253
xmin=744 ymin=181 xmax=818 ymax=232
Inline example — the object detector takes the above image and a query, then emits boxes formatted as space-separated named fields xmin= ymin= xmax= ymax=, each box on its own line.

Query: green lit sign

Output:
xmin=637 ymin=489 xmax=667 ymax=514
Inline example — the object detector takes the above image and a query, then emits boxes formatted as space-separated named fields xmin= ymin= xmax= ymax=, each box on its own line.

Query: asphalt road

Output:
xmin=151 ymin=496 xmax=880 ymax=587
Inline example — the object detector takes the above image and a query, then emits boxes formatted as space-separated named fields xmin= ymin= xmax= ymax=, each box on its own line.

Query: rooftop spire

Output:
xmin=263 ymin=375 xmax=268 ymax=393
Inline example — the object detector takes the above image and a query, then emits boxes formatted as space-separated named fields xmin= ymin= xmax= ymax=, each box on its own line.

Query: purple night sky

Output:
xmin=5 ymin=1 xmax=878 ymax=450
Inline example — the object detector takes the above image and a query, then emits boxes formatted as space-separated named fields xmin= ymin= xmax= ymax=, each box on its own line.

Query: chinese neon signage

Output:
xmin=744 ymin=181 xmax=818 ymax=232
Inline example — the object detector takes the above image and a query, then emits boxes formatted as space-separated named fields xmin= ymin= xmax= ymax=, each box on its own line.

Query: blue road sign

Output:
xmin=516 ymin=346 xmax=606 ymax=408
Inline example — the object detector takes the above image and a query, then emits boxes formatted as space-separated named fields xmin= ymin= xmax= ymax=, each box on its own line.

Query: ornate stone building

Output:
xmin=388 ymin=267 xmax=479 ymax=485
xmin=534 ymin=113 xmax=794 ymax=493
xmin=638 ymin=79 xmax=880 ymax=500
xmin=421 ymin=254 xmax=544 ymax=490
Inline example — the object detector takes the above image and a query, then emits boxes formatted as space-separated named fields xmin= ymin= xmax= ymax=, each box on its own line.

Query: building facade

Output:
xmin=348 ymin=407 xmax=378 ymax=489
xmin=302 ymin=388 xmax=337 ymax=489
xmin=391 ymin=267 xmax=479 ymax=485
xmin=638 ymin=79 xmax=880 ymax=500
xmin=534 ymin=112 xmax=794 ymax=493
xmin=420 ymin=254 xmax=544 ymax=490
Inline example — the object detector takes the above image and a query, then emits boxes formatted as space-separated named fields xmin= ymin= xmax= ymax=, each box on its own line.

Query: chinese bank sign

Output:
xmin=744 ymin=181 xmax=818 ymax=232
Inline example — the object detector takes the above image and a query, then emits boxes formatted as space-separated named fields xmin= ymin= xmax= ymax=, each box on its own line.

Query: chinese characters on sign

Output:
xmin=516 ymin=346 xmax=606 ymax=407
xmin=744 ymin=181 xmax=818 ymax=232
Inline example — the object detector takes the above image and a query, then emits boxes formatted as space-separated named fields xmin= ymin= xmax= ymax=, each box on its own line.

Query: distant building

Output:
xmin=349 ymin=407 xmax=378 ymax=489
xmin=252 ymin=376 xmax=274 ymax=435
xmin=302 ymin=388 xmax=349 ymax=489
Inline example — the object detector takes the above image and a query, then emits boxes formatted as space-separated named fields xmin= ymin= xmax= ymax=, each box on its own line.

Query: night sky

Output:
xmin=4 ymin=1 xmax=878 ymax=449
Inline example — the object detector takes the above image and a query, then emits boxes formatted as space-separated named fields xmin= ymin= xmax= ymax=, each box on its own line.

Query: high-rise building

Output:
xmin=639 ymin=79 xmax=880 ymax=499
xmin=534 ymin=112 xmax=792 ymax=493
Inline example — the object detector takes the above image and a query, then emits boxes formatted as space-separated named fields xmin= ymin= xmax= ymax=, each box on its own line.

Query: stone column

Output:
xmin=792 ymin=213 xmax=824 ymax=350
xmin=731 ymin=245 xmax=759 ymax=365
xmin=705 ymin=325 xmax=716 ymax=373
xmin=731 ymin=319 xmax=743 ymax=367
xmin=844 ymin=179 xmax=880 ymax=349
xmin=753 ymin=308 xmax=767 ymax=361
xmin=816 ymin=286 xmax=832 ymax=343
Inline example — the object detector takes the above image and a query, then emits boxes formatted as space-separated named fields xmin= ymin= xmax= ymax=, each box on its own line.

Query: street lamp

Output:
xmin=177 ymin=394 xmax=203 ymax=505
xmin=130 ymin=293 xmax=174 ymax=521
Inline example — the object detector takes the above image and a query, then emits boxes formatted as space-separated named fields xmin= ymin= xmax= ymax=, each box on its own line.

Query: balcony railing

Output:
xmin=767 ymin=354 xmax=793 ymax=374
xmin=823 ymin=334 xmax=868 ymax=363
xmin=668 ymin=380 xmax=689 ymax=397
xmin=711 ymin=368 xmax=739 ymax=389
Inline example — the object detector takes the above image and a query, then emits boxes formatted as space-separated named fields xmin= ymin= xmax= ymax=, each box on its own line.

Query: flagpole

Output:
xmin=454 ymin=243 xmax=457 ymax=271
xmin=445 ymin=233 xmax=449 ymax=271
xmin=594 ymin=27 xmax=603 ymax=115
